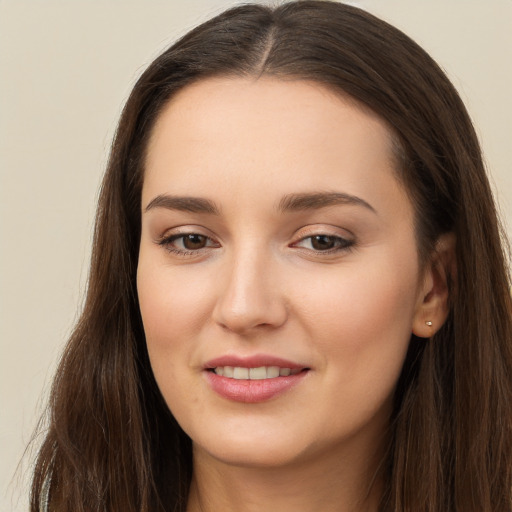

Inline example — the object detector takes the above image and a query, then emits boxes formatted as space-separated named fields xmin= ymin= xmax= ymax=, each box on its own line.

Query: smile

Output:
xmin=212 ymin=366 xmax=302 ymax=379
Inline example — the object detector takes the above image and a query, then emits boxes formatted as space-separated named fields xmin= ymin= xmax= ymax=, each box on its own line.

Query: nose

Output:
xmin=212 ymin=248 xmax=288 ymax=335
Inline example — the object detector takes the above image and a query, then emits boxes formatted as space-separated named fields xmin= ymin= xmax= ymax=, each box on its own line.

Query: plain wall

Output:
xmin=1 ymin=1 xmax=510 ymax=510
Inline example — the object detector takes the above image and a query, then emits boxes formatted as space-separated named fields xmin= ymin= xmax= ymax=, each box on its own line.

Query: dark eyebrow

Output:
xmin=144 ymin=194 xmax=220 ymax=214
xmin=277 ymin=191 xmax=377 ymax=214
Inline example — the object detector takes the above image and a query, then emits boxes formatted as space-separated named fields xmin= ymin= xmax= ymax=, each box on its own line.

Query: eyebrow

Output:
xmin=144 ymin=191 xmax=376 ymax=216
xmin=145 ymin=194 xmax=220 ymax=214
xmin=277 ymin=191 xmax=377 ymax=214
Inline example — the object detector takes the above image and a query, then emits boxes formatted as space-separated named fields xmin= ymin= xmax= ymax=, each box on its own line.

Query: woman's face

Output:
xmin=137 ymin=77 xmax=430 ymax=468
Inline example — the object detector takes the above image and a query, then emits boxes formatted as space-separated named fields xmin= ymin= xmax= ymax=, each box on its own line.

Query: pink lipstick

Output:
xmin=203 ymin=355 xmax=310 ymax=403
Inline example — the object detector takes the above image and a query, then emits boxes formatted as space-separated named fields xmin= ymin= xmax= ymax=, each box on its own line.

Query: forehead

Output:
xmin=147 ymin=77 xmax=393 ymax=160
xmin=143 ymin=77 xmax=409 ymax=220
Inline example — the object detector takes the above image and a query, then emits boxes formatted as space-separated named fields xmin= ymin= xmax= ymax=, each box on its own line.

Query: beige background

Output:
xmin=1 ymin=1 xmax=510 ymax=510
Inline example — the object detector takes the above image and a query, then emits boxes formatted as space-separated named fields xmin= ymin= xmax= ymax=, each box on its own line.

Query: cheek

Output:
xmin=137 ymin=261 xmax=213 ymax=348
xmin=291 ymin=263 xmax=418 ymax=435
xmin=137 ymin=258 xmax=222 ymax=418
xmin=295 ymin=253 xmax=419 ymax=379
xmin=137 ymin=263 xmax=207 ymax=412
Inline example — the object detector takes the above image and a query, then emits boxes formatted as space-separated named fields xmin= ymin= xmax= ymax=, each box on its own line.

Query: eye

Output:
xmin=294 ymin=234 xmax=354 ymax=252
xmin=158 ymin=232 xmax=219 ymax=255
xmin=175 ymin=234 xmax=209 ymax=250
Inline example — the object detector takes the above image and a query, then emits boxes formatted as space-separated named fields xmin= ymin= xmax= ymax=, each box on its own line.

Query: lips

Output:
xmin=203 ymin=355 xmax=310 ymax=403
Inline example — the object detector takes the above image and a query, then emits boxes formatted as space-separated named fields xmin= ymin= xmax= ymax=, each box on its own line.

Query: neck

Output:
xmin=186 ymin=439 xmax=386 ymax=512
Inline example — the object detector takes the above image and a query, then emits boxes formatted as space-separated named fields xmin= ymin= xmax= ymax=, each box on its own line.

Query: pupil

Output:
xmin=184 ymin=234 xmax=206 ymax=250
xmin=312 ymin=235 xmax=335 ymax=250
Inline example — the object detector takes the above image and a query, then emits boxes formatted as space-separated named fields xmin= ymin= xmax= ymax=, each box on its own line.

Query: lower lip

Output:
xmin=205 ymin=370 xmax=308 ymax=403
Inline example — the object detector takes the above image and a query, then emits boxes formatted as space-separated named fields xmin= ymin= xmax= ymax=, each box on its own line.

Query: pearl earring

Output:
xmin=425 ymin=321 xmax=433 ymax=326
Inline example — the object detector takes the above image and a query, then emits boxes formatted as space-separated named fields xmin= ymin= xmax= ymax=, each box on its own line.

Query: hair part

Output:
xmin=31 ymin=2 xmax=512 ymax=511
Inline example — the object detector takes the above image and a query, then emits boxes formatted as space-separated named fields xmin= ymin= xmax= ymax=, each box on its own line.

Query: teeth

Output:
xmin=233 ymin=367 xmax=249 ymax=379
xmin=267 ymin=366 xmax=280 ymax=378
xmin=213 ymin=366 xmax=301 ymax=379
xmin=249 ymin=367 xmax=266 ymax=380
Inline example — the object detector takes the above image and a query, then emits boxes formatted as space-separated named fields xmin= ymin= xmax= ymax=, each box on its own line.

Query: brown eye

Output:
xmin=310 ymin=235 xmax=337 ymax=251
xmin=158 ymin=232 xmax=218 ymax=255
xmin=182 ymin=234 xmax=208 ymax=250
xmin=293 ymin=234 xmax=354 ymax=253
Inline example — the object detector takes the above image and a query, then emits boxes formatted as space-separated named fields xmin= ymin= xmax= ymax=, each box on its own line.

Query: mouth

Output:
xmin=203 ymin=354 xmax=311 ymax=404
xmin=208 ymin=366 xmax=306 ymax=380
xmin=203 ymin=356 xmax=310 ymax=403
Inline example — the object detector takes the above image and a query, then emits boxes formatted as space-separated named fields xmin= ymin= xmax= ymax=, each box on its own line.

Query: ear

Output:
xmin=412 ymin=232 xmax=456 ymax=338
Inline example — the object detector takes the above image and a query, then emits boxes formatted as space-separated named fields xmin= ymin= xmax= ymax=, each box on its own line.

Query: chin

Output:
xmin=197 ymin=442 xmax=307 ymax=469
xmin=190 ymin=425 xmax=313 ymax=469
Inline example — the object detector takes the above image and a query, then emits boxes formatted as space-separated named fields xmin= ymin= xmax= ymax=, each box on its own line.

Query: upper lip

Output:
xmin=203 ymin=354 xmax=308 ymax=370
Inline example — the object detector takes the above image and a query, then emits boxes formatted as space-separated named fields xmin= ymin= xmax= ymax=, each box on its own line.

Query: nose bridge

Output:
xmin=213 ymin=241 xmax=287 ymax=333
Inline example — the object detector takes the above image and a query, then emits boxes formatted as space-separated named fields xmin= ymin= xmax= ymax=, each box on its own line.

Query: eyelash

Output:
xmin=157 ymin=232 xmax=355 ymax=257
xmin=292 ymin=234 xmax=355 ymax=254
xmin=157 ymin=233 xmax=219 ymax=256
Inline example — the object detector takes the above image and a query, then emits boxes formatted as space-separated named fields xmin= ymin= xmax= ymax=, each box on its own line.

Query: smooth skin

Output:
xmin=137 ymin=77 xmax=452 ymax=512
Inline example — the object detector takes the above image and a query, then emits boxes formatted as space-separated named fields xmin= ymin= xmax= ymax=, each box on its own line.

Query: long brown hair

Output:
xmin=31 ymin=2 xmax=512 ymax=511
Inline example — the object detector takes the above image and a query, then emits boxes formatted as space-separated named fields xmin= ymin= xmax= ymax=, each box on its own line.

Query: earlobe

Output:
xmin=412 ymin=233 xmax=456 ymax=338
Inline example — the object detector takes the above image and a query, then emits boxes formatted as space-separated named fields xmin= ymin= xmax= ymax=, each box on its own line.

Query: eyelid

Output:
xmin=156 ymin=225 xmax=218 ymax=242
xmin=292 ymin=224 xmax=354 ymax=242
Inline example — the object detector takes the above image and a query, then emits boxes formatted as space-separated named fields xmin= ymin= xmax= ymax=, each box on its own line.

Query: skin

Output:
xmin=137 ymin=77 xmax=450 ymax=512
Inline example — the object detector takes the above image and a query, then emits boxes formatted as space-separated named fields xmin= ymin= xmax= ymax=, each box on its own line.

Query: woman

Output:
xmin=30 ymin=1 xmax=512 ymax=511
